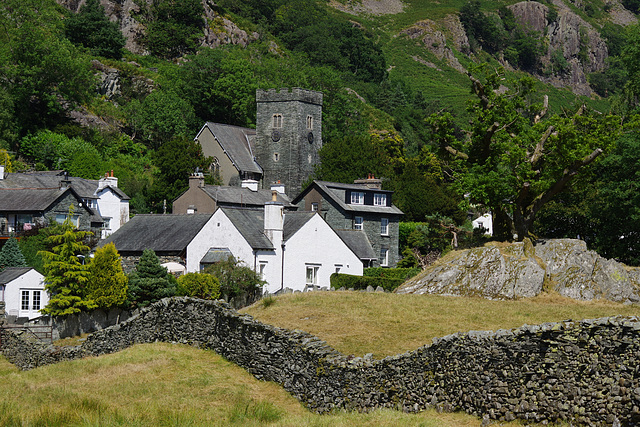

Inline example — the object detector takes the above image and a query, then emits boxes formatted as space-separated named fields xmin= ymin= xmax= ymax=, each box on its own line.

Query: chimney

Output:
xmin=99 ymin=171 xmax=119 ymax=190
xmin=0 ymin=165 xmax=4 ymax=180
xmin=186 ymin=205 xmax=197 ymax=214
xmin=189 ymin=173 xmax=205 ymax=189
xmin=241 ymin=179 xmax=259 ymax=191
xmin=270 ymin=181 xmax=285 ymax=194
xmin=353 ymin=173 xmax=382 ymax=189
xmin=264 ymin=190 xmax=283 ymax=245
xmin=59 ymin=171 xmax=71 ymax=190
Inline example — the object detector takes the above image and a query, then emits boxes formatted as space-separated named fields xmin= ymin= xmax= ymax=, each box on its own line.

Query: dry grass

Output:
xmin=243 ymin=291 xmax=640 ymax=358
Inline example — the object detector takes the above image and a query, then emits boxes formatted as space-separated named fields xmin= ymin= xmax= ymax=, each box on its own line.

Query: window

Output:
xmin=380 ymin=248 xmax=389 ymax=267
xmin=307 ymin=115 xmax=313 ymax=130
xmin=102 ymin=218 xmax=111 ymax=230
xmin=335 ymin=265 xmax=342 ymax=274
xmin=21 ymin=291 xmax=29 ymax=311
xmin=306 ymin=265 xmax=319 ymax=285
xmin=311 ymin=202 xmax=318 ymax=211
xmin=274 ymin=153 xmax=279 ymax=162
xmin=32 ymin=291 xmax=41 ymax=311
xmin=354 ymin=216 xmax=363 ymax=230
xmin=272 ymin=114 xmax=283 ymax=128
xmin=381 ymin=218 xmax=389 ymax=235
xmin=374 ymin=193 xmax=387 ymax=206
xmin=259 ymin=263 xmax=267 ymax=280
xmin=350 ymin=191 xmax=364 ymax=204
xmin=55 ymin=214 xmax=80 ymax=227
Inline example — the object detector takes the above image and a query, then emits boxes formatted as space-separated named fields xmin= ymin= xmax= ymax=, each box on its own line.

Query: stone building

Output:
xmin=292 ymin=176 xmax=403 ymax=268
xmin=195 ymin=88 xmax=322 ymax=197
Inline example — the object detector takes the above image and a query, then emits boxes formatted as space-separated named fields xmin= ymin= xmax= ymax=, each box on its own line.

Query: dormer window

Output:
xmin=272 ymin=114 xmax=283 ymax=128
xmin=350 ymin=191 xmax=364 ymax=205
xmin=374 ymin=193 xmax=387 ymax=206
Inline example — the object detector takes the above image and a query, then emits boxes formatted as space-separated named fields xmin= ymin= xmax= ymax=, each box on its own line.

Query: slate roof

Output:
xmin=0 ymin=267 xmax=33 ymax=285
xmin=199 ymin=123 xmax=262 ymax=175
xmin=200 ymin=247 xmax=233 ymax=264
xmin=100 ymin=214 xmax=213 ymax=254
xmin=293 ymin=180 xmax=404 ymax=215
xmin=0 ymin=188 xmax=69 ymax=211
xmin=283 ymin=211 xmax=315 ymax=241
xmin=0 ymin=171 xmax=130 ymax=200
xmin=335 ymin=229 xmax=377 ymax=260
xmin=219 ymin=208 xmax=274 ymax=250
xmin=201 ymin=185 xmax=293 ymax=208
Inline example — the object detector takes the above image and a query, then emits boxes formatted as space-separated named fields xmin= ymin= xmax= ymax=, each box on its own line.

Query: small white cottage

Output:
xmin=0 ymin=267 xmax=48 ymax=320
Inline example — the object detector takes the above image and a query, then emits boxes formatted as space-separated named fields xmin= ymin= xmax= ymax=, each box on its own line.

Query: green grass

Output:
xmin=3 ymin=291 xmax=633 ymax=425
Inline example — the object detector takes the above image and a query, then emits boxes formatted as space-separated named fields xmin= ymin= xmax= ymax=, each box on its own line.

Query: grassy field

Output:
xmin=2 ymin=291 xmax=638 ymax=426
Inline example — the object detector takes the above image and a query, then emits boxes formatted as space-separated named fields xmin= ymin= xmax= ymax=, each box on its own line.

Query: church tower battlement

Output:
xmin=254 ymin=88 xmax=323 ymax=197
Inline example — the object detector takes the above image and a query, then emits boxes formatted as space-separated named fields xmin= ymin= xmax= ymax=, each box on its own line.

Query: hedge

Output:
xmin=363 ymin=267 xmax=421 ymax=280
xmin=329 ymin=273 xmax=405 ymax=292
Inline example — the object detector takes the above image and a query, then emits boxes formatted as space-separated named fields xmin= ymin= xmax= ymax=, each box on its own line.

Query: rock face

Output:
xmin=396 ymin=239 xmax=640 ymax=303
xmin=400 ymin=18 xmax=468 ymax=73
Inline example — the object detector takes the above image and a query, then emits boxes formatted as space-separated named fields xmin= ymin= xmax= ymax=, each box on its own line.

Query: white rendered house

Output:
xmin=0 ymin=267 xmax=49 ymax=320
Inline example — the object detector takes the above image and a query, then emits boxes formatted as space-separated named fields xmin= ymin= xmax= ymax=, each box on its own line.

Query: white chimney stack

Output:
xmin=270 ymin=181 xmax=285 ymax=194
xmin=264 ymin=190 xmax=283 ymax=245
xmin=241 ymin=179 xmax=259 ymax=191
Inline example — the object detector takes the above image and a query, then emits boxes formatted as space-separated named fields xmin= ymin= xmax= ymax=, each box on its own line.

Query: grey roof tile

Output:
xmin=0 ymin=267 xmax=34 ymax=285
xmin=203 ymin=123 xmax=262 ymax=175
xmin=335 ymin=229 xmax=377 ymax=260
xmin=100 ymin=214 xmax=213 ymax=253
xmin=201 ymin=185 xmax=293 ymax=208
xmin=200 ymin=247 xmax=233 ymax=264
xmin=283 ymin=211 xmax=315 ymax=241
xmin=0 ymin=171 xmax=130 ymax=200
xmin=219 ymin=207 xmax=274 ymax=250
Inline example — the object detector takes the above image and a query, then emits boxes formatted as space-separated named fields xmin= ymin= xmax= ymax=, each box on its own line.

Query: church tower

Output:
xmin=254 ymin=88 xmax=323 ymax=197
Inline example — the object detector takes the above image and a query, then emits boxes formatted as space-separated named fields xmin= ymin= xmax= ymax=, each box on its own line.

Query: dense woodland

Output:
xmin=2 ymin=0 xmax=640 ymax=267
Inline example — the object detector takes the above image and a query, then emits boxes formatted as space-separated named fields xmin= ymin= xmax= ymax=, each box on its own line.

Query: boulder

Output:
xmin=396 ymin=239 xmax=640 ymax=303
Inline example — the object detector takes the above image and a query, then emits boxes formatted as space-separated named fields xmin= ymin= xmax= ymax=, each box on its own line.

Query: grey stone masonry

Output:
xmin=254 ymin=88 xmax=323 ymax=197
xmin=2 ymin=297 xmax=640 ymax=425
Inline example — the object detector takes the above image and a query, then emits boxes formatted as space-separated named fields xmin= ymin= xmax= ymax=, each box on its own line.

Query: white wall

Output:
xmin=96 ymin=188 xmax=129 ymax=238
xmin=279 ymin=214 xmax=362 ymax=293
xmin=3 ymin=269 xmax=49 ymax=319
xmin=472 ymin=213 xmax=493 ymax=236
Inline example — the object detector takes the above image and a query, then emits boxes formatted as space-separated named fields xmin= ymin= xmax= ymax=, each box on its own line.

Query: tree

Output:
xmin=204 ymin=257 xmax=264 ymax=301
xmin=127 ymin=249 xmax=177 ymax=307
xmin=86 ymin=243 xmax=128 ymax=309
xmin=433 ymin=66 xmax=621 ymax=241
xmin=176 ymin=272 xmax=221 ymax=300
xmin=0 ymin=237 xmax=27 ymax=272
xmin=622 ymin=24 xmax=640 ymax=110
xmin=65 ymin=0 xmax=126 ymax=59
xmin=38 ymin=213 xmax=96 ymax=316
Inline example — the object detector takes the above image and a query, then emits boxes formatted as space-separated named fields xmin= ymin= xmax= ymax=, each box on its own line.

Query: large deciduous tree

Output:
xmin=65 ymin=0 xmax=126 ymax=59
xmin=431 ymin=66 xmax=621 ymax=241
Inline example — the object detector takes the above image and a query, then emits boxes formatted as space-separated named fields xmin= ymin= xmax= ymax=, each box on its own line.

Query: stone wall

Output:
xmin=2 ymin=297 xmax=639 ymax=425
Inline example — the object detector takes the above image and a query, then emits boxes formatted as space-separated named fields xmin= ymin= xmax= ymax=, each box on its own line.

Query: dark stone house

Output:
xmin=292 ymin=176 xmax=403 ymax=267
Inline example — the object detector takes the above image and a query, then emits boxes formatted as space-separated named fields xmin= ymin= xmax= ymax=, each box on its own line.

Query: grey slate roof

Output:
xmin=100 ymin=214 xmax=213 ymax=254
xmin=0 ymin=171 xmax=130 ymax=200
xmin=0 ymin=188 xmax=68 ymax=211
xmin=201 ymin=123 xmax=262 ymax=175
xmin=283 ymin=211 xmax=315 ymax=241
xmin=0 ymin=267 xmax=34 ymax=285
xmin=219 ymin=208 xmax=274 ymax=250
xmin=293 ymin=180 xmax=404 ymax=215
xmin=335 ymin=229 xmax=377 ymax=260
xmin=200 ymin=248 xmax=233 ymax=264
xmin=201 ymin=185 xmax=293 ymax=208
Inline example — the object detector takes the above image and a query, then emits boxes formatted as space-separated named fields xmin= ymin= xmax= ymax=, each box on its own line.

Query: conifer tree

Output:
xmin=38 ymin=211 xmax=96 ymax=316
xmin=127 ymin=249 xmax=176 ymax=307
xmin=0 ymin=236 xmax=27 ymax=272
xmin=65 ymin=0 xmax=125 ymax=59
xmin=86 ymin=242 xmax=128 ymax=309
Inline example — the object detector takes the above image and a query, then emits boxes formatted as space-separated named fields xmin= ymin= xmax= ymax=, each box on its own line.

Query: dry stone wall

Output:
xmin=2 ymin=297 xmax=640 ymax=425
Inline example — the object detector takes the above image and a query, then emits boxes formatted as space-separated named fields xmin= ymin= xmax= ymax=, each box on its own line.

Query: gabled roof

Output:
xmin=334 ymin=229 xmax=377 ymax=260
xmin=292 ymin=180 xmax=404 ymax=215
xmin=100 ymin=214 xmax=213 ymax=254
xmin=0 ymin=267 xmax=36 ymax=285
xmin=200 ymin=185 xmax=293 ymax=208
xmin=219 ymin=208 xmax=274 ymax=250
xmin=283 ymin=211 xmax=316 ymax=241
xmin=200 ymin=247 xmax=233 ymax=264
xmin=0 ymin=171 xmax=130 ymax=200
xmin=197 ymin=123 xmax=262 ymax=175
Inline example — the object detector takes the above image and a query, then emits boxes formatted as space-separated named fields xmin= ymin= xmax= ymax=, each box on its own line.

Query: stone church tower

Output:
xmin=254 ymin=88 xmax=323 ymax=197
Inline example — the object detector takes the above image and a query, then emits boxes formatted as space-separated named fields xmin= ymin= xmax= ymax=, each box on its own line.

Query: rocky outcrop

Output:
xmin=396 ymin=239 xmax=640 ymax=303
xmin=400 ymin=18 xmax=467 ymax=73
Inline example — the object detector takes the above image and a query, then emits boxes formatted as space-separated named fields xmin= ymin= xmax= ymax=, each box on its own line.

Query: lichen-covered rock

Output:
xmin=400 ymin=19 xmax=467 ymax=73
xmin=396 ymin=239 xmax=640 ymax=303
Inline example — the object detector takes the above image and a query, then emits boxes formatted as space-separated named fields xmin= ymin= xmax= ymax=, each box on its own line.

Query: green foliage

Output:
xmin=622 ymin=0 xmax=640 ymax=13
xmin=622 ymin=24 xmax=640 ymax=109
xmin=316 ymin=134 xmax=391 ymax=184
xmin=329 ymin=273 xmax=404 ymax=292
xmin=0 ymin=237 xmax=27 ymax=271
xmin=65 ymin=0 xmax=126 ymax=59
xmin=134 ymin=0 xmax=205 ymax=59
xmin=460 ymin=1 xmax=506 ymax=54
xmin=86 ymin=243 xmax=128 ymax=309
xmin=363 ymin=267 xmax=421 ymax=280
xmin=176 ymin=272 xmax=221 ymax=300
xmin=39 ymin=212 xmax=96 ymax=316
xmin=127 ymin=249 xmax=177 ymax=307
xmin=204 ymin=257 xmax=264 ymax=300
xmin=18 ymin=223 xmax=66 ymax=273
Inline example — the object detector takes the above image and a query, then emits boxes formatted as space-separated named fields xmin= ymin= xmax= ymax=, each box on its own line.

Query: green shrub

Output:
xmin=363 ymin=267 xmax=421 ymax=280
xmin=176 ymin=272 xmax=221 ymax=300
xmin=330 ymin=273 xmax=405 ymax=292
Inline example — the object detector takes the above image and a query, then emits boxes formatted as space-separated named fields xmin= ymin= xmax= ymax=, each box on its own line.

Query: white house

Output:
xmin=94 ymin=172 xmax=130 ymax=238
xmin=0 ymin=267 xmax=49 ymax=320
xmin=472 ymin=212 xmax=493 ymax=236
